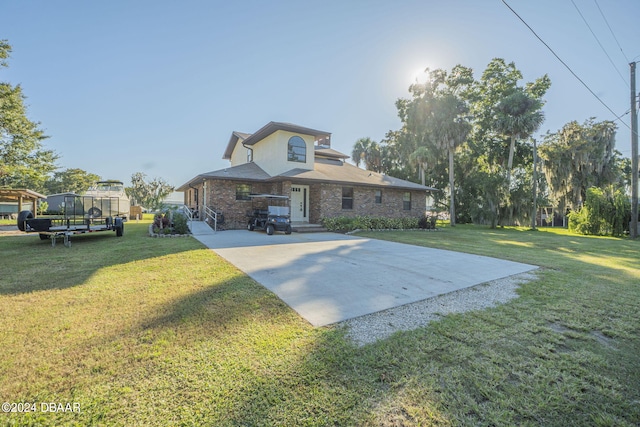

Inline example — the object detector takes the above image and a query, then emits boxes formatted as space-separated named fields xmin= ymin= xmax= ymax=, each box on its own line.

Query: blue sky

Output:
xmin=3 ymin=0 xmax=639 ymax=188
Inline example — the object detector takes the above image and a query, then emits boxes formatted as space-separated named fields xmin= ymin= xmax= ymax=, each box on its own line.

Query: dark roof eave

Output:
xmin=177 ymin=175 xmax=269 ymax=191
xmin=178 ymin=174 xmax=435 ymax=192
xmin=243 ymin=122 xmax=331 ymax=147
xmin=177 ymin=163 xmax=272 ymax=191
xmin=176 ymin=175 xmax=207 ymax=191
xmin=266 ymin=175 xmax=436 ymax=191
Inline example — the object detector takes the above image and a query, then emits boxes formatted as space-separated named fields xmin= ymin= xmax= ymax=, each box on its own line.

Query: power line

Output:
xmin=500 ymin=0 xmax=632 ymax=132
xmin=570 ymin=0 xmax=628 ymax=88
xmin=593 ymin=0 xmax=629 ymax=63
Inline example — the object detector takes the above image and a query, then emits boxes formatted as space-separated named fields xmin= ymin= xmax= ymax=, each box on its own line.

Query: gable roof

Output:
xmin=222 ymin=131 xmax=252 ymax=160
xmin=276 ymin=158 xmax=436 ymax=191
xmin=176 ymin=162 xmax=270 ymax=191
xmin=223 ymin=122 xmax=331 ymax=160
xmin=178 ymin=158 xmax=435 ymax=192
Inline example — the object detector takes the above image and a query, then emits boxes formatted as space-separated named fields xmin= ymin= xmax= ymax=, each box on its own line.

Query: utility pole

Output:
xmin=531 ymin=138 xmax=538 ymax=230
xmin=631 ymin=62 xmax=638 ymax=239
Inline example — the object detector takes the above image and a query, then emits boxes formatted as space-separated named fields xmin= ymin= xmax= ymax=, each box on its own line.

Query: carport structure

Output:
xmin=0 ymin=188 xmax=46 ymax=218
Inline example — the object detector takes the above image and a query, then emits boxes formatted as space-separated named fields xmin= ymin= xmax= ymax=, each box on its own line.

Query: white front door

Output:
xmin=290 ymin=185 xmax=309 ymax=223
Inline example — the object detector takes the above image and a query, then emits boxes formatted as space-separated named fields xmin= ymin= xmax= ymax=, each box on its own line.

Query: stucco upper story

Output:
xmin=179 ymin=121 xmax=435 ymax=193
xmin=224 ymin=122 xmax=332 ymax=177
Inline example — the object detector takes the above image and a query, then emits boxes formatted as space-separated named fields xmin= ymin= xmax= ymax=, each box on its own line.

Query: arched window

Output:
xmin=287 ymin=136 xmax=306 ymax=163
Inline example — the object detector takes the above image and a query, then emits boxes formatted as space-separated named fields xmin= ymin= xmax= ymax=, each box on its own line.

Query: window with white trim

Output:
xmin=287 ymin=136 xmax=306 ymax=163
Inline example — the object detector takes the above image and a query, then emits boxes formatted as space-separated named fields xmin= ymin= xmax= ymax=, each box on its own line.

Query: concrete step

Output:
xmin=292 ymin=224 xmax=327 ymax=233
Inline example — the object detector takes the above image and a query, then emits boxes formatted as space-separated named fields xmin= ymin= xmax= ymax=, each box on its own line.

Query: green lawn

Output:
xmin=0 ymin=223 xmax=638 ymax=426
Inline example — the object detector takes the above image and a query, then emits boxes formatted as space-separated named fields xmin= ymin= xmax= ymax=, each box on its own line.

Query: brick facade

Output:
xmin=314 ymin=184 xmax=426 ymax=222
xmin=186 ymin=180 xmax=280 ymax=229
xmin=186 ymin=179 xmax=427 ymax=229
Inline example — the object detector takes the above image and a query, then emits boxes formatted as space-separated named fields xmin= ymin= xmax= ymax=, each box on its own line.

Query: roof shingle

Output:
xmin=274 ymin=158 xmax=435 ymax=191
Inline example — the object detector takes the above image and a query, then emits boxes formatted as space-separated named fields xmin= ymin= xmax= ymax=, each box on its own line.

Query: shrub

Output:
xmin=38 ymin=201 xmax=48 ymax=215
xmin=611 ymin=190 xmax=631 ymax=237
xmin=172 ymin=212 xmax=190 ymax=235
xmin=568 ymin=207 xmax=590 ymax=235
xmin=418 ymin=215 xmax=437 ymax=229
xmin=321 ymin=215 xmax=424 ymax=232
xmin=151 ymin=210 xmax=190 ymax=235
xmin=402 ymin=217 xmax=419 ymax=229
xmin=568 ymin=187 xmax=630 ymax=237
xmin=153 ymin=213 xmax=170 ymax=229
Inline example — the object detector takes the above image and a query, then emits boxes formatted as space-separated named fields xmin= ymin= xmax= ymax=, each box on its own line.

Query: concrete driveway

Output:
xmin=191 ymin=224 xmax=536 ymax=326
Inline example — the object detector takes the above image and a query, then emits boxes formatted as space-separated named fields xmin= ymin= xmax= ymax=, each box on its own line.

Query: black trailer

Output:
xmin=17 ymin=195 xmax=125 ymax=247
xmin=246 ymin=194 xmax=292 ymax=235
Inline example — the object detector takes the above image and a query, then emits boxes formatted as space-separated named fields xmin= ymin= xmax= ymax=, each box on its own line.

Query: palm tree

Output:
xmin=351 ymin=137 xmax=383 ymax=172
xmin=495 ymin=89 xmax=545 ymax=182
xmin=426 ymin=93 xmax=472 ymax=226
xmin=409 ymin=146 xmax=433 ymax=186
xmin=351 ymin=137 xmax=370 ymax=168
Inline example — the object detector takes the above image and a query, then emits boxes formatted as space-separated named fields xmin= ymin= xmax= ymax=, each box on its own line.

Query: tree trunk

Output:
xmin=490 ymin=203 xmax=497 ymax=229
xmin=504 ymin=133 xmax=517 ymax=226
xmin=449 ymin=148 xmax=455 ymax=227
xmin=506 ymin=133 xmax=516 ymax=183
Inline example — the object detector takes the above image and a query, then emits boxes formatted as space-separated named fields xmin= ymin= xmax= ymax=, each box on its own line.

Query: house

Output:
xmin=177 ymin=122 xmax=436 ymax=229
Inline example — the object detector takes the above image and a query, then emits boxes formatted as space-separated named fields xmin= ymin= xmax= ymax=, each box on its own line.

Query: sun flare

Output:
xmin=410 ymin=65 xmax=430 ymax=84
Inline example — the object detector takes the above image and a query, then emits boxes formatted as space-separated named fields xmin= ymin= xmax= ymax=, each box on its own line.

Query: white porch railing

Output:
xmin=180 ymin=205 xmax=194 ymax=232
xmin=181 ymin=205 xmax=218 ymax=233
xmin=203 ymin=205 xmax=218 ymax=232
xmin=180 ymin=205 xmax=193 ymax=221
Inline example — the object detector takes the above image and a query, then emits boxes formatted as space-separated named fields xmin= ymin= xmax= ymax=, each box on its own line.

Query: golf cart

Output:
xmin=246 ymin=194 xmax=292 ymax=235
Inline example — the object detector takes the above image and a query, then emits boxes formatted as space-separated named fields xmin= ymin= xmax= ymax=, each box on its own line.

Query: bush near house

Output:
xmin=321 ymin=215 xmax=438 ymax=232
xmin=152 ymin=211 xmax=190 ymax=235
xmin=171 ymin=212 xmax=189 ymax=235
